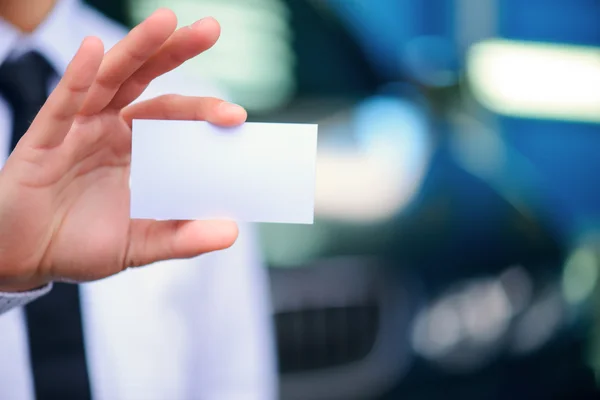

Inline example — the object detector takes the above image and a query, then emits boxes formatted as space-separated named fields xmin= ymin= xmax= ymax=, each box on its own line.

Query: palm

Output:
xmin=39 ymin=113 xmax=132 ymax=281
xmin=0 ymin=10 xmax=245 ymax=291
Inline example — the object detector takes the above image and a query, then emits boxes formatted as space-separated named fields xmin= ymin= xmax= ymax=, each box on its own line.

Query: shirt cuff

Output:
xmin=0 ymin=283 xmax=53 ymax=315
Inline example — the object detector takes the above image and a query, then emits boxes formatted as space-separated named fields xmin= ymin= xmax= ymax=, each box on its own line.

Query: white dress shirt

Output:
xmin=0 ymin=1 xmax=277 ymax=399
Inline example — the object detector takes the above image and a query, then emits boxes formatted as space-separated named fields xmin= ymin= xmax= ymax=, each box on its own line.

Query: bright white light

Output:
xmin=412 ymin=298 xmax=462 ymax=359
xmin=429 ymin=301 xmax=462 ymax=353
xmin=315 ymin=154 xmax=411 ymax=221
xmin=314 ymin=97 xmax=431 ymax=222
xmin=468 ymin=39 xmax=600 ymax=123
xmin=412 ymin=277 xmax=514 ymax=365
xmin=459 ymin=281 xmax=512 ymax=344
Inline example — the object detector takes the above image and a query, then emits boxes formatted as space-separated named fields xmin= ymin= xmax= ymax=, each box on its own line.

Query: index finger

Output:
xmin=25 ymin=37 xmax=104 ymax=149
xmin=120 ymin=95 xmax=247 ymax=128
xmin=79 ymin=8 xmax=178 ymax=116
xmin=108 ymin=17 xmax=221 ymax=110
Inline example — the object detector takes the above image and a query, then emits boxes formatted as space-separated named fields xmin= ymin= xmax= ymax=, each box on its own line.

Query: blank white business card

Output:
xmin=130 ymin=120 xmax=318 ymax=224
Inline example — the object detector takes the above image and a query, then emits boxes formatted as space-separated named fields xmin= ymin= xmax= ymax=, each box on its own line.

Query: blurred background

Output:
xmin=88 ymin=0 xmax=600 ymax=398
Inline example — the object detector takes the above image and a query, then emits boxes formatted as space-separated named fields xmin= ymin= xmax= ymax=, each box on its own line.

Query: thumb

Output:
xmin=124 ymin=219 xmax=238 ymax=268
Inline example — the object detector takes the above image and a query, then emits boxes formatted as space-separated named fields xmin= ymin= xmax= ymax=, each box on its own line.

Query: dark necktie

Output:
xmin=0 ymin=51 xmax=92 ymax=400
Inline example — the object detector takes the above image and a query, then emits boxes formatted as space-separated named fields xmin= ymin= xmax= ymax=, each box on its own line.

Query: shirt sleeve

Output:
xmin=0 ymin=283 xmax=53 ymax=315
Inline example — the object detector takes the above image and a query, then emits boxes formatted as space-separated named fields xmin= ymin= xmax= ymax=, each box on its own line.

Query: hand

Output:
xmin=0 ymin=10 xmax=245 ymax=291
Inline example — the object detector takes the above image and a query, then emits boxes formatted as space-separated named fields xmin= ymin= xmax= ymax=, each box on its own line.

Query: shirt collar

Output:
xmin=0 ymin=0 xmax=83 ymax=75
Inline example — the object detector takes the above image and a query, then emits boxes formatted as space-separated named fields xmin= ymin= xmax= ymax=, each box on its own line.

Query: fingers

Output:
xmin=124 ymin=219 xmax=239 ymax=268
xmin=121 ymin=95 xmax=247 ymax=128
xmin=26 ymin=36 xmax=104 ymax=149
xmin=79 ymin=8 xmax=178 ymax=115
xmin=109 ymin=17 xmax=221 ymax=110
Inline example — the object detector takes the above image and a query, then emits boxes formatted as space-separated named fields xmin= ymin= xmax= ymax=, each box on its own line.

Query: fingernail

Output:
xmin=219 ymin=101 xmax=245 ymax=114
xmin=191 ymin=17 xmax=214 ymax=29
xmin=190 ymin=18 xmax=205 ymax=29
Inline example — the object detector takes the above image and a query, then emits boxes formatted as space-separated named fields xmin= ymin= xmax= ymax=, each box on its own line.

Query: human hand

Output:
xmin=0 ymin=10 xmax=244 ymax=291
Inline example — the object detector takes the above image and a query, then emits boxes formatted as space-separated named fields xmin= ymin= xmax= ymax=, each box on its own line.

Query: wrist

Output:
xmin=0 ymin=276 xmax=50 ymax=293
